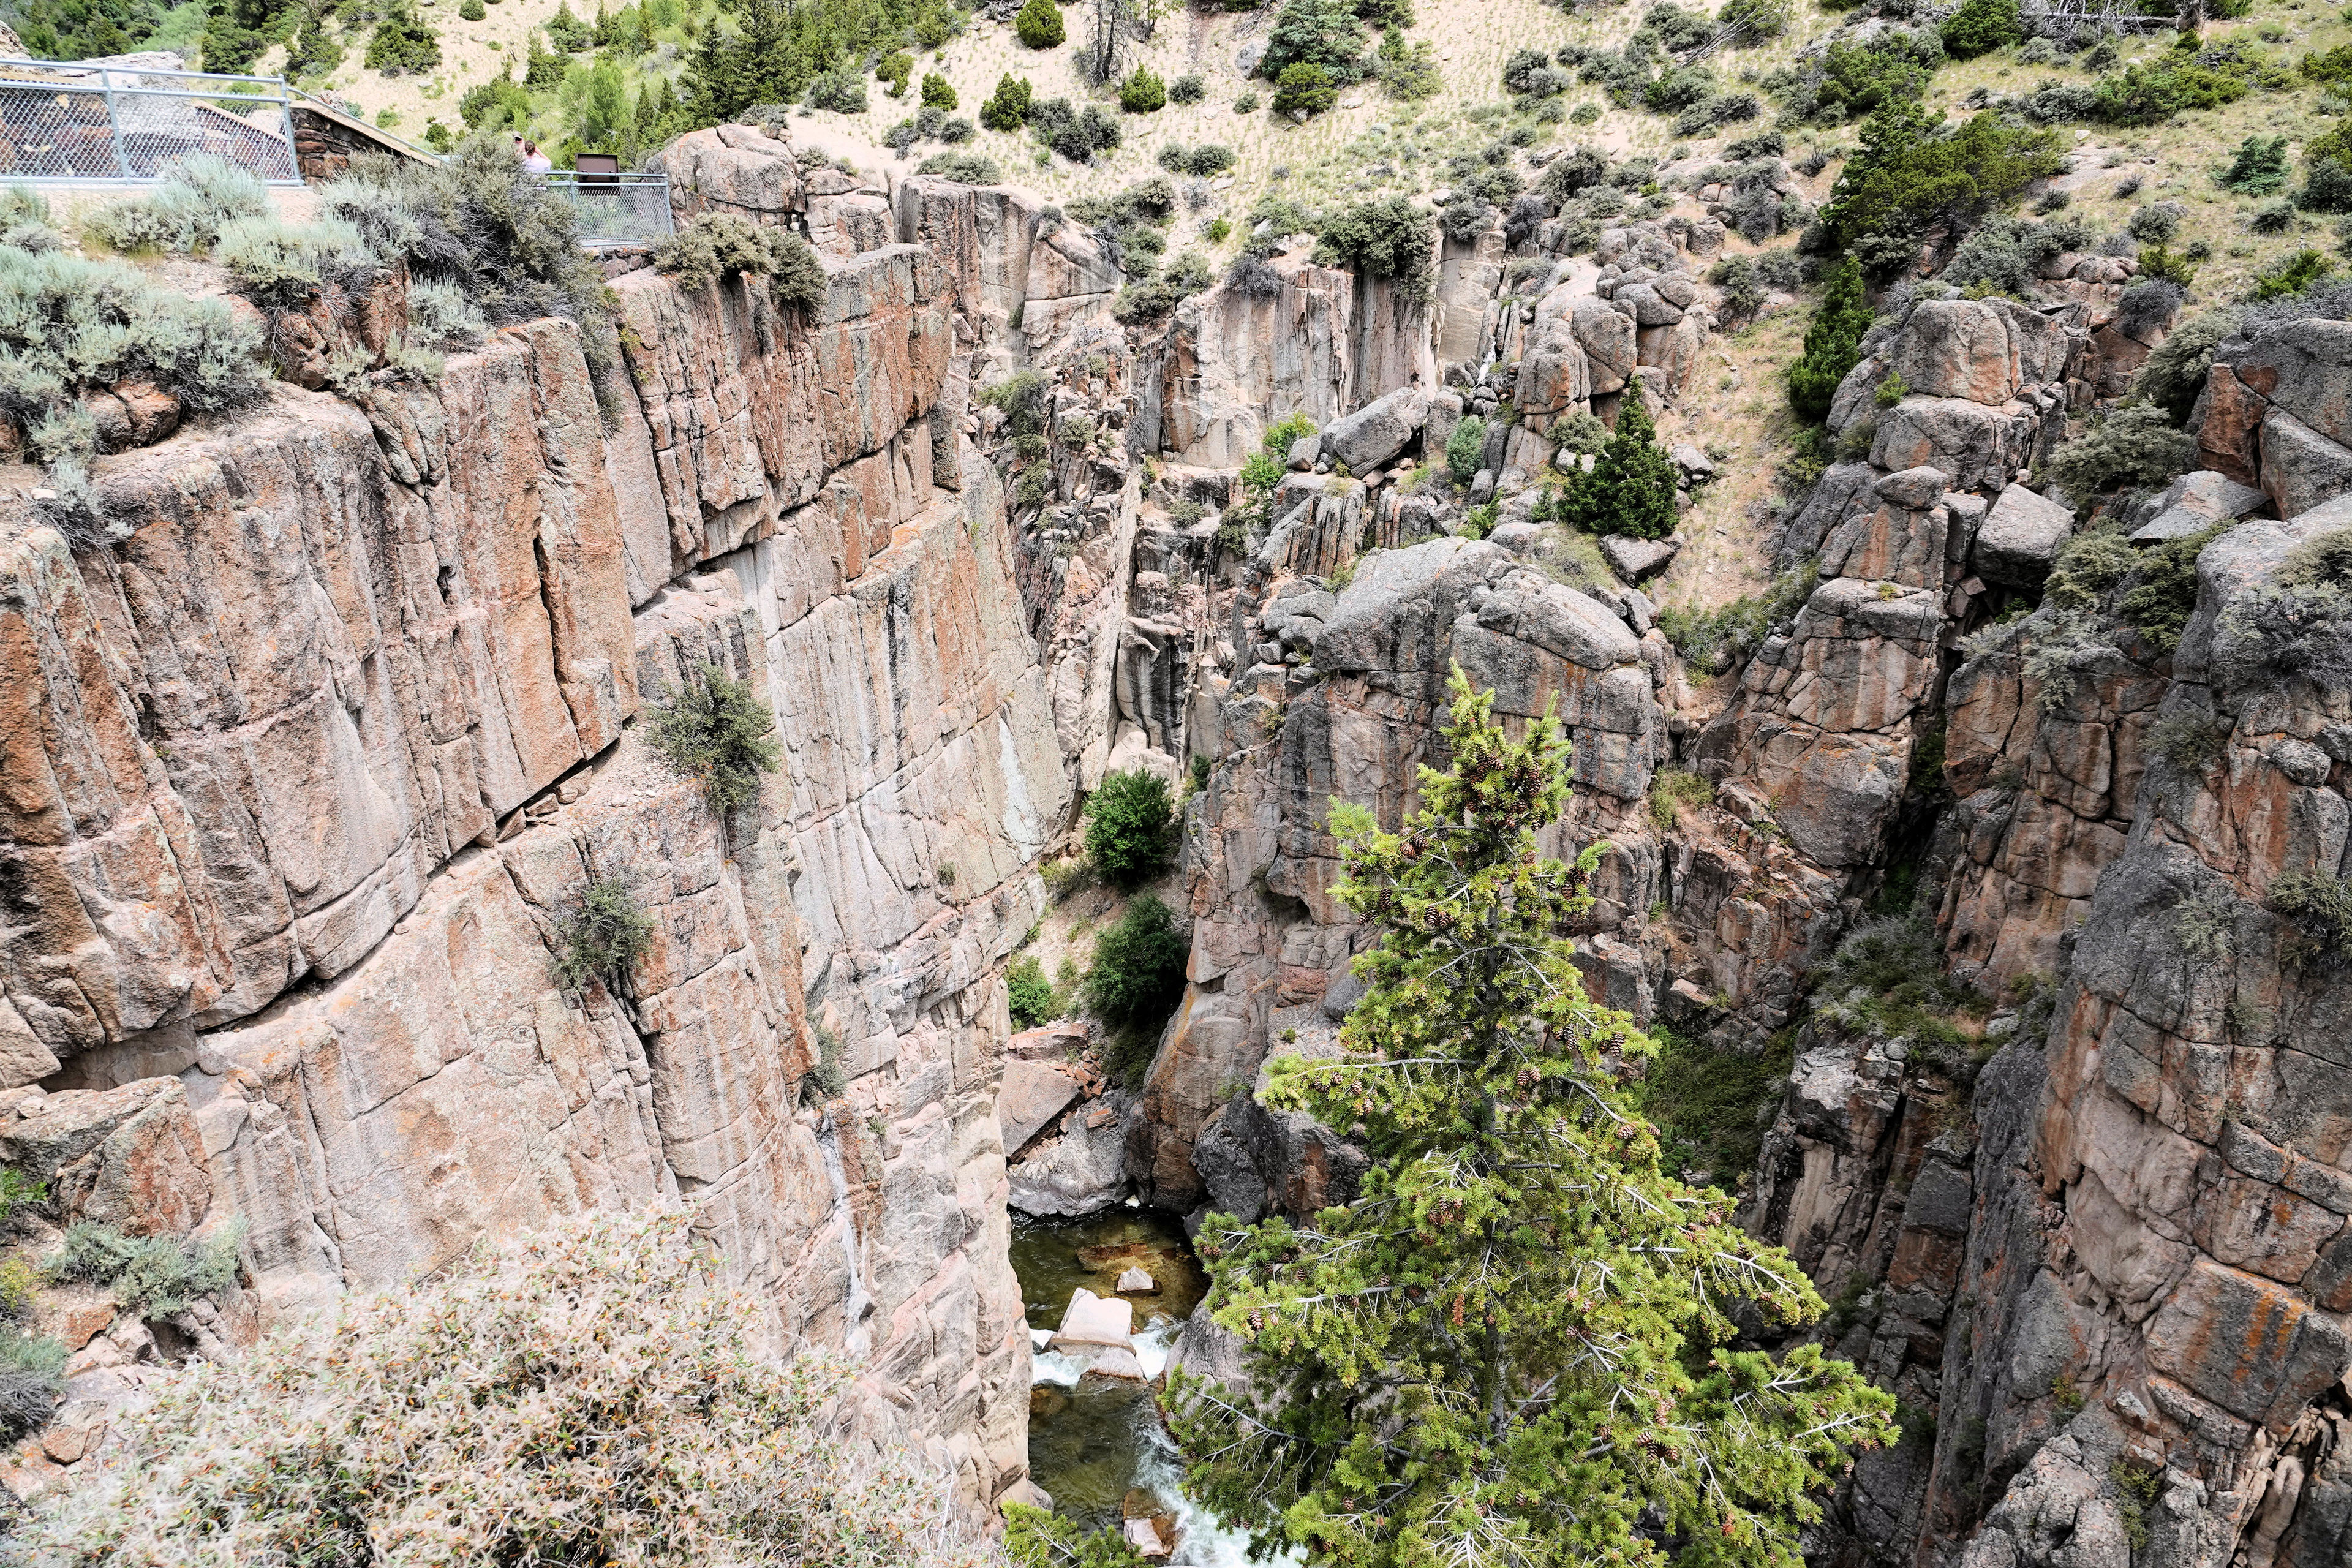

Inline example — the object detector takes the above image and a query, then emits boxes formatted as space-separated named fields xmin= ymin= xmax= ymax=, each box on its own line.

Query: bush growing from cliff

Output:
xmin=1787 ymin=255 xmax=1871 ymax=422
xmin=1008 ymin=954 xmax=1069 ymax=1029
xmin=1169 ymin=671 xmax=1896 ymax=1567
xmin=2266 ymin=869 xmax=2352 ymax=961
xmin=1557 ymin=381 xmax=1679 ymax=540
xmin=2133 ymin=308 xmax=2241 ymax=423
xmin=1311 ymin=194 xmax=1434 ymax=298
xmin=1632 ymin=1027 xmax=1796 ymax=1188
xmin=49 ymin=1221 xmax=244 ymax=1322
xmin=554 ymin=876 xmax=656 ymax=1005
xmin=1444 ymin=414 xmax=1487 ymax=483
xmin=0 ymin=1324 xmax=64 ymax=1441
xmin=2049 ymin=404 xmax=2196 ymax=507
xmin=2215 ymin=525 xmax=2352 ymax=692
xmin=1085 ymin=768 xmax=1177 ymax=889
xmin=1658 ymin=559 xmax=1819 ymax=676
xmin=1017 ymin=0 xmax=1065 ymax=47
xmin=655 ymin=213 xmax=829 ymax=311
xmin=1082 ymin=894 xmax=1189 ymax=1050
xmin=647 ymin=662 xmax=785 ymax=816
xmin=364 ymin=0 xmax=442 ymax=73
xmin=15 ymin=1210 xmax=994 ymax=1568
xmin=1813 ymin=915 xmax=1981 ymax=1066
xmin=1119 ymin=66 xmax=1167 ymax=111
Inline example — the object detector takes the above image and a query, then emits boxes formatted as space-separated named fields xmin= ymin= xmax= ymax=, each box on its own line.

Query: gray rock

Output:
xmin=1488 ymin=521 xmax=1545 ymax=556
xmin=1309 ymin=537 xmax=1507 ymax=674
xmin=1874 ymin=465 xmax=1949 ymax=511
xmin=1287 ymin=434 xmax=1320 ymax=471
xmin=1600 ymin=532 xmax=1681 ymax=581
xmin=1469 ymin=573 xmax=1643 ymax=671
xmin=1973 ymin=483 xmax=2076 ymax=587
xmin=1319 ymin=386 xmax=1430 ymax=473
xmin=1115 ymin=1265 xmax=1156 ymax=1294
xmin=2131 ymin=470 xmax=2269 ymax=542
xmin=997 ymin=1060 xmax=1082 ymax=1156
xmin=2259 ymin=407 xmax=2352 ymax=520
xmin=2222 ymin=315 xmax=2352 ymax=448
xmin=1671 ymin=442 xmax=1714 ymax=478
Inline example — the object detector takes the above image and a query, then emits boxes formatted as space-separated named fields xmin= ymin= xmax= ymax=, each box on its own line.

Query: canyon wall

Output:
xmin=0 ymin=133 xmax=1135 ymax=1506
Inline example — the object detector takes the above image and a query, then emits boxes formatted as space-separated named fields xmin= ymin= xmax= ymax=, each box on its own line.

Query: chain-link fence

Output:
xmin=542 ymin=170 xmax=674 ymax=245
xmin=0 ymin=59 xmax=300 ymax=184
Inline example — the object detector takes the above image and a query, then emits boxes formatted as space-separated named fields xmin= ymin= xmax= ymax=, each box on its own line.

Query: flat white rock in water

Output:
xmin=1126 ymin=1518 xmax=1171 ymax=1559
xmin=1052 ymin=1286 xmax=1135 ymax=1349
xmin=1081 ymin=1344 xmax=1149 ymax=1381
xmin=1116 ymin=1266 xmax=1157 ymax=1294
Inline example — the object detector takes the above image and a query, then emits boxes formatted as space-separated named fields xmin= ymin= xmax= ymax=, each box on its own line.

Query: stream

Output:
xmin=1011 ymin=1205 xmax=1286 ymax=1568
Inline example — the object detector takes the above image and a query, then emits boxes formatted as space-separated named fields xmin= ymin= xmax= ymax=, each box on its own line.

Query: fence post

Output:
xmin=99 ymin=66 xmax=130 ymax=179
xmin=276 ymin=78 xmax=298 ymax=181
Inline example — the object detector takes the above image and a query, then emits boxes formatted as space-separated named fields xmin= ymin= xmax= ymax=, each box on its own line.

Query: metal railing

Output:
xmin=0 ymin=58 xmax=300 ymax=184
xmin=541 ymin=170 xmax=673 ymax=244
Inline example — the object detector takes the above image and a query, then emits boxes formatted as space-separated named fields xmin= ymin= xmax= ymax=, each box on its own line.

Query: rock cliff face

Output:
xmin=0 ymin=134 xmax=1101 ymax=1507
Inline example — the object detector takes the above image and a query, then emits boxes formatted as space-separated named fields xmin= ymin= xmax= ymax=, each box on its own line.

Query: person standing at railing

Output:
xmin=521 ymin=140 xmax=552 ymax=174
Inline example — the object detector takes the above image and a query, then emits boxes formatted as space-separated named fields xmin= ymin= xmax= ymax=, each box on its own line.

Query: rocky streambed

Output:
xmin=1011 ymin=1208 xmax=1280 ymax=1568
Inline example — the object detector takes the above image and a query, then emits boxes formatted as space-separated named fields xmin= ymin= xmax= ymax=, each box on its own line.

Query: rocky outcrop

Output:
xmin=0 ymin=148 xmax=1131 ymax=1510
xmin=1131 ymin=537 xmax=1668 ymax=1208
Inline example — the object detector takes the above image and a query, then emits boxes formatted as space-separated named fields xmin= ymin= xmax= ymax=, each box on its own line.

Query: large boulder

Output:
xmin=0 ymin=1080 xmax=211 ymax=1238
xmin=1973 ymin=483 xmax=2076 ymax=587
xmin=2131 ymin=469 xmax=2270 ymax=543
xmin=998 ymin=1060 xmax=1082 ymax=1156
xmin=1308 ymin=537 xmax=1508 ymax=674
xmin=1319 ymin=386 xmax=1430 ymax=472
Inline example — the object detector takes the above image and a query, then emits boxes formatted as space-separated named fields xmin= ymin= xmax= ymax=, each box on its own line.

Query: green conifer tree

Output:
xmin=1558 ymin=381 xmax=1679 ymax=540
xmin=1169 ymin=671 xmax=1894 ymax=1568
xmin=1787 ymin=256 xmax=1871 ymax=423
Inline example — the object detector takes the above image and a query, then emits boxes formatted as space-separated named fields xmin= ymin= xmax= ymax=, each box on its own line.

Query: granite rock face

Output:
xmin=0 ymin=153 xmax=1104 ymax=1512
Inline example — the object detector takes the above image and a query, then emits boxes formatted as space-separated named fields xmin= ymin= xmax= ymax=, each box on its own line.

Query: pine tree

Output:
xmin=1787 ymin=255 xmax=1871 ymax=423
xmin=1558 ymin=380 xmax=1679 ymax=540
xmin=1168 ymin=671 xmax=1894 ymax=1568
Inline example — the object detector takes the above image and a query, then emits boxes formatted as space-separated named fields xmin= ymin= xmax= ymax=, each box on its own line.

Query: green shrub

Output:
xmin=1008 ymin=953 xmax=1064 ymax=1029
xmin=1083 ymin=894 xmax=1189 ymax=1033
xmin=878 ymin=50 xmax=914 ymax=95
xmin=1648 ymin=768 xmax=1715 ymax=832
xmin=1446 ymin=415 xmax=1487 ymax=482
xmin=545 ymin=0 xmax=593 ymax=47
xmin=2220 ymin=134 xmax=2292 ymax=195
xmin=14 ymin=1211 xmax=992 ymax=1568
xmin=806 ymin=71 xmax=869 ymax=112
xmin=1812 ymin=915 xmax=1980 ymax=1066
xmin=2118 ymin=523 xmax=2224 ymax=653
xmin=980 ymin=369 xmax=1049 ymax=439
xmin=1234 ymin=90 xmax=1261 ymax=112
xmin=0 ymin=1170 xmax=45 ymax=1229
xmin=2147 ymin=712 xmax=2226 ymax=771
xmin=2089 ymin=45 xmax=2284 ymax=127
xmin=1817 ymin=102 xmax=2064 ymax=276
xmin=82 ymin=156 xmax=266 ymax=255
xmin=2251 ymin=249 xmax=2337 ymax=301
xmin=2134 ymin=309 xmax=2239 ymax=423
xmin=918 ymin=71 xmax=957 ymax=110
xmin=1630 ymin=1028 xmax=1794 ymax=1189
xmin=1940 ymin=0 xmax=2019 ymax=58
xmin=0 ymin=1325 xmax=64 ymax=1441
xmin=1788 ymin=256 xmax=1871 ymax=421
xmin=554 ymin=877 xmax=654 ymax=1004
xmin=51 ymin=1221 xmax=244 ymax=1321
xmin=365 ymin=1 xmax=442 ymax=74
xmin=918 ymin=151 xmax=1002 ymax=184
xmin=1085 ymin=768 xmax=1176 ymax=889
xmin=2214 ymin=525 xmax=2352 ymax=690
xmin=318 ymin=138 xmax=618 ymax=401
xmin=2049 ymin=404 xmax=2196 ymax=506
xmin=646 ymin=662 xmax=784 ymax=815
xmin=1557 ymin=382 xmax=1679 ymax=540
xmin=1030 ymin=97 xmax=1121 ymax=161
xmin=2267 ymin=869 xmax=2352 ymax=960
xmin=1261 ymin=0 xmax=1368 ymax=83
xmin=1313 ymin=194 xmax=1434 ymax=295
xmin=654 ymin=213 xmax=827 ymax=310
xmin=1273 ymin=61 xmax=1338 ymax=115
xmin=1169 ymin=72 xmax=1206 ymax=104
xmin=1658 ymin=561 xmax=1819 ymax=676
xmin=214 ymin=214 xmax=376 ymax=312
xmin=1017 ymin=0 xmax=1065 ymax=47
xmin=981 ymin=73 xmax=1035 ymax=129
xmin=1120 ymin=67 xmax=1167 ymax=111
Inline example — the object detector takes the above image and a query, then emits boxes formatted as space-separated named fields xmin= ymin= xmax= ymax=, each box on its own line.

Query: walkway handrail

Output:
xmin=0 ymin=56 xmax=300 ymax=183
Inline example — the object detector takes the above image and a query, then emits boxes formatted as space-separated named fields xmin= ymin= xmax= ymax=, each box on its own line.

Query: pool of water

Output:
xmin=1011 ymin=1207 xmax=1286 ymax=1568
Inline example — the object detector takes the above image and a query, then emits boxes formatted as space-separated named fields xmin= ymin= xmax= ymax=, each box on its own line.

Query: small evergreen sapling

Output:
xmin=1558 ymin=380 xmax=1679 ymax=540
xmin=1169 ymin=671 xmax=1894 ymax=1568
xmin=1787 ymin=255 xmax=1870 ymax=422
